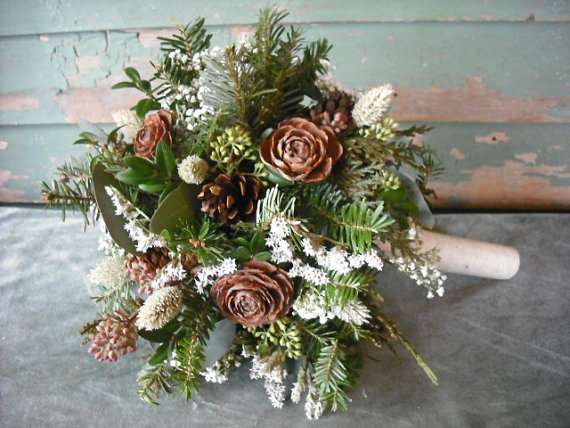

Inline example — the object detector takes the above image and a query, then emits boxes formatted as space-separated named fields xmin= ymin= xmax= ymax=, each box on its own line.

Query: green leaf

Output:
xmin=124 ymin=157 xmax=155 ymax=176
xmin=91 ymin=161 xmax=139 ymax=254
xmin=112 ymin=81 xmax=136 ymax=90
xmin=264 ymin=165 xmax=294 ymax=186
xmin=138 ymin=320 xmax=178 ymax=343
xmin=135 ymin=98 xmax=160 ymax=118
xmin=124 ymin=67 xmax=141 ymax=82
xmin=232 ymin=246 xmax=251 ymax=262
xmin=148 ymin=343 xmax=169 ymax=365
xmin=139 ymin=180 xmax=166 ymax=194
xmin=115 ymin=169 xmax=148 ymax=185
xmin=150 ymin=182 xmax=200 ymax=235
xmin=155 ymin=142 xmax=177 ymax=178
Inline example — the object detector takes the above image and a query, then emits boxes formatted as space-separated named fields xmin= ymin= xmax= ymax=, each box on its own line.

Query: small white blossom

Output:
xmin=151 ymin=258 xmax=187 ymax=290
xmin=177 ymin=155 xmax=208 ymax=184
xmin=352 ymin=84 xmax=394 ymax=127
xmin=289 ymin=260 xmax=329 ymax=286
xmin=304 ymin=387 xmax=324 ymax=420
xmin=249 ymin=355 xmax=288 ymax=409
xmin=201 ymin=363 xmax=229 ymax=384
xmin=194 ymin=258 xmax=237 ymax=294
xmin=390 ymin=255 xmax=447 ymax=297
xmin=112 ymin=109 xmax=141 ymax=142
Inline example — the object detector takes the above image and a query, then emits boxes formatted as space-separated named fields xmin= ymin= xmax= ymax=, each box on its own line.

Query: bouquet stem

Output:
xmin=379 ymin=230 xmax=520 ymax=280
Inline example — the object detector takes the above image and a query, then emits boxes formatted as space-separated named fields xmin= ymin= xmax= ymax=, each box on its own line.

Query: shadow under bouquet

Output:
xmin=43 ymin=8 xmax=447 ymax=419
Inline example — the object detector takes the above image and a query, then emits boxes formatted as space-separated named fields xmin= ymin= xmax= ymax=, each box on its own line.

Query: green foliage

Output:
xmin=91 ymin=280 xmax=137 ymax=314
xmin=210 ymin=125 xmax=259 ymax=174
xmin=200 ymin=8 xmax=330 ymax=134
xmin=163 ymin=215 xmax=228 ymax=264
xmin=255 ymin=185 xmax=296 ymax=227
xmin=172 ymin=335 xmax=206 ymax=399
xmin=149 ymin=182 xmax=200 ymax=237
xmin=247 ymin=318 xmax=303 ymax=359
xmin=232 ymin=230 xmax=272 ymax=263
xmin=41 ymin=157 xmax=95 ymax=228
xmin=115 ymin=142 xmax=179 ymax=199
xmin=313 ymin=340 xmax=359 ymax=412
xmin=137 ymin=360 xmax=172 ymax=405
xmin=303 ymin=184 xmax=394 ymax=252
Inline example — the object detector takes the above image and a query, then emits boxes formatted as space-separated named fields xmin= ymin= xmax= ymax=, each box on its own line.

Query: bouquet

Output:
xmin=43 ymin=9 xmax=450 ymax=419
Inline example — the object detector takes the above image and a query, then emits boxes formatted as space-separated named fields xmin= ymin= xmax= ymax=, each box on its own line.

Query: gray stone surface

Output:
xmin=0 ymin=207 xmax=569 ymax=428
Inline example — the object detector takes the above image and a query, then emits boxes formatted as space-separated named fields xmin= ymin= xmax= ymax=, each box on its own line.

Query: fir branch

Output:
xmin=313 ymin=339 xmax=354 ymax=412
xmin=41 ymin=157 xmax=96 ymax=228
xmin=256 ymin=186 xmax=296 ymax=227
xmin=172 ymin=335 xmax=205 ymax=399
xmin=303 ymin=184 xmax=394 ymax=252
xmin=137 ymin=360 xmax=172 ymax=405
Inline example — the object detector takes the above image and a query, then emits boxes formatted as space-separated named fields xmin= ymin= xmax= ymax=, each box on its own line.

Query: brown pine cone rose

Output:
xmin=260 ymin=117 xmax=343 ymax=183
xmin=134 ymin=110 xmax=173 ymax=159
xmin=310 ymin=91 xmax=354 ymax=135
xmin=198 ymin=174 xmax=262 ymax=224
xmin=126 ymin=248 xmax=170 ymax=295
xmin=210 ymin=261 xmax=294 ymax=326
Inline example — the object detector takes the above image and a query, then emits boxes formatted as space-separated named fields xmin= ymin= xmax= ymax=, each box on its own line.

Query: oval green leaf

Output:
xmin=150 ymin=182 xmax=200 ymax=235
xmin=91 ymin=161 xmax=140 ymax=254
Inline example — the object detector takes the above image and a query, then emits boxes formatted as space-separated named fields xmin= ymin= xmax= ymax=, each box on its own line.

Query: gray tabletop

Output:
xmin=1 ymin=207 xmax=569 ymax=428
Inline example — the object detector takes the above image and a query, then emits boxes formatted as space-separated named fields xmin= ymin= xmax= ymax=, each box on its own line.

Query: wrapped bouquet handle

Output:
xmin=378 ymin=229 xmax=520 ymax=280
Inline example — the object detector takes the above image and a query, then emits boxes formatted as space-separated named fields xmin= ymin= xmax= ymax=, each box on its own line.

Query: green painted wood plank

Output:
xmin=2 ymin=123 xmax=569 ymax=209
xmin=1 ymin=23 xmax=569 ymax=126
xmin=1 ymin=0 xmax=569 ymax=36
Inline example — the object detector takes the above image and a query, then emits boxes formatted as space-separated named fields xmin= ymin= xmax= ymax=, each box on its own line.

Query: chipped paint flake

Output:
xmin=433 ymin=161 xmax=570 ymax=210
xmin=393 ymin=77 xmax=570 ymax=123
xmin=0 ymin=93 xmax=40 ymax=111
xmin=514 ymin=152 xmax=538 ymax=164
xmin=0 ymin=169 xmax=26 ymax=203
xmin=0 ymin=141 xmax=8 ymax=150
xmin=39 ymin=34 xmax=49 ymax=42
xmin=450 ymin=148 xmax=466 ymax=160
xmin=475 ymin=131 xmax=510 ymax=144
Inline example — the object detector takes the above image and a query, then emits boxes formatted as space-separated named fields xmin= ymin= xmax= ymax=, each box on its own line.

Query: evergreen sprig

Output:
xmin=41 ymin=157 xmax=96 ymax=227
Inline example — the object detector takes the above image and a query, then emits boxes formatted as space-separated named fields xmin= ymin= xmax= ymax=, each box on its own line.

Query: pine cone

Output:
xmin=126 ymin=248 xmax=170 ymax=295
xmin=310 ymin=91 xmax=354 ymax=135
xmin=198 ymin=174 xmax=262 ymax=224
xmin=88 ymin=311 xmax=137 ymax=362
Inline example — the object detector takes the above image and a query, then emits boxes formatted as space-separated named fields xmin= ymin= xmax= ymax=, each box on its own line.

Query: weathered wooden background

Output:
xmin=1 ymin=1 xmax=569 ymax=209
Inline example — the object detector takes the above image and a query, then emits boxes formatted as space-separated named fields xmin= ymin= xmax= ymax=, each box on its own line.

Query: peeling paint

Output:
xmin=135 ymin=28 xmax=177 ymax=48
xmin=450 ymin=147 xmax=466 ymax=160
xmin=0 ymin=141 xmax=8 ymax=150
xmin=39 ymin=34 xmax=49 ymax=42
xmin=393 ymin=77 xmax=570 ymax=123
xmin=75 ymin=55 xmax=101 ymax=74
xmin=54 ymin=87 xmax=141 ymax=123
xmin=0 ymin=170 xmax=25 ymax=203
xmin=475 ymin=131 xmax=510 ymax=144
xmin=514 ymin=152 xmax=538 ymax=164
xmin=0 ymin=93 xmax=40 ymax=111
xmin=433 ymin=161 xmax=570 ymax=210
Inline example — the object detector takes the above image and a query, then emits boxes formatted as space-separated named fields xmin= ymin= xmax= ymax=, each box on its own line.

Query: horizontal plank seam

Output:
xmin=1 ymin=19 xmax=569 ymax=39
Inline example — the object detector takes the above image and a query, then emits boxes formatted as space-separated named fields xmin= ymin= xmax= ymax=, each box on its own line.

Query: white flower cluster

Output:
xmin=87 ymin=255 xmax=128 ymax=290
xmin=290 ymin=366 xmax=324 ymax=420
xmin=150 ymin=257 xmax=187 ymax=290
xmin=352 ymin=84 xmax=394 ymax=127
xmin=249 ymin=355 xmax=287 ymax=409
xmin=293 ymin=289 xmax=371 ymax=326
xmin=105 ymin=186 xmax=167 ymax=253
xmin=390 ymin=256 xmax=446 ymax=299
xmin=111 ymin=109 xmax=141 ymax=142
xmin=201 ymin=362 xmax=230 ymax=384
xmin=266 ymin=217 xmax=294 ymax=264
xmin=161 ymin=47 xmax=224 ymax=131
xmin=301 ymin=238 xmax=384 ymax=273
xmin=177 ymin=154 xmax=208 ymax=185
xmin=194 ymin=258 xmax=237 ymax=294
